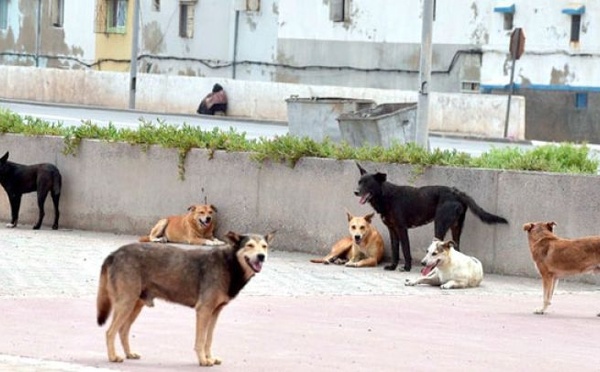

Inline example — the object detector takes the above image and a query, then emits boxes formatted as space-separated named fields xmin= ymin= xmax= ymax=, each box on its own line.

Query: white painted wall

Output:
xmin=483 ymin=1 xmax=600 ymax=87
xmin=62 ymin=1 xmax=96 ymax=64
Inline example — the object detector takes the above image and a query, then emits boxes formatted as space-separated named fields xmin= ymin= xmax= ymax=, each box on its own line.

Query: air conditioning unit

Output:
xmin=235 ymin=0 xmax=260 ymax=11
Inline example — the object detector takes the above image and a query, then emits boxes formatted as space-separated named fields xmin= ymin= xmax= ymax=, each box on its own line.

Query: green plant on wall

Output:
xmin=0 ymin=109 xmax=597 ymax=179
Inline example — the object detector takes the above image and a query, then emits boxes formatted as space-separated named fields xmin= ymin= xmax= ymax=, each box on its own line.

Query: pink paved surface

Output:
xmin=1 ymin=229 xmax=600 ymax=371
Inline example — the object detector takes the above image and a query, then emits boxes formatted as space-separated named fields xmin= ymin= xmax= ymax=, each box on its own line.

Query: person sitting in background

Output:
xmin=196 ymin=83 xmax=228 ymax=116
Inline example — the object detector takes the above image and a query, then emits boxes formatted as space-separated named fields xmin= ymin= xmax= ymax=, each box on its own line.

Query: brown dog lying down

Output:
xmin=523 ymin=221 xmax=600 ymax=315
xmin=311 ymin=211 xmax=384 ymax=267
xmin=139 ymin=204 xmax=224 ymax=246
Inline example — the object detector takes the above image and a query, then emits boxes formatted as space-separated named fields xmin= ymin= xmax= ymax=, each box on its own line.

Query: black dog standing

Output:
xmin=354 ymin=163 xmax=508 ymax=272
xmin=0 ymin=151 xmax=62 ymax=229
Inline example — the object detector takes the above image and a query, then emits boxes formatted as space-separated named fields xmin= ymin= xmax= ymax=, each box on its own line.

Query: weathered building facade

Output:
xmin=0 ymin=1 xmax=597 ymax=141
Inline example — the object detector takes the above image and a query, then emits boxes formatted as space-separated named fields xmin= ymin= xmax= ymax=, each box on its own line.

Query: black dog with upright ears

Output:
xmin=0 ymin=151 xmax=62 ymax=230
xmin=354 ymin=163 xmax=508 ymax=272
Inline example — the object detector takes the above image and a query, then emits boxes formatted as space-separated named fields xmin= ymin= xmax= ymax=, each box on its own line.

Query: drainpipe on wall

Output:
xmin=415 ymin=0 xmax=434 ymax=150
xmin=129 ymin=0 xmax=141 ymax=109
xmin=35 ymin=0 xmax=42 ymax=67
xmin=231 ymin=9 xmax=240 ymax=79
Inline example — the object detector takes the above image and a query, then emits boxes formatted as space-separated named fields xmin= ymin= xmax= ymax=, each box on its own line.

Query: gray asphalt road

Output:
xmin=1 ymin=228 xmax=600 ymax=371
xmin=0 ymin=100 xmax=534 ymax=156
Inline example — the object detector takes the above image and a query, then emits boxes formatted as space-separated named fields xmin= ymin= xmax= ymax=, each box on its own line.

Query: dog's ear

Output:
xmin=546 ymin=221 xmax=557 ymax=231
xmin=225 ymin=231 xmax=242 ymax=246
xmin=265 ymin=230 xmax=276 ymax=244
xmin=0 ymin=151 xmax=8 ymax=164
xmin=356 ymin=162 xmax=367 ymax=175
xmin=346 ymin=210 xmax=353 ymax=222
xmin=522 ymin=223 xmax=533 ymax=232
xmin=446 ymin=241 xmax=457 ymax=250
xmin=187 ymin=205 xmax=196 ymax=212
xmin=374 ymin=172 xmax=387 ymax=183
xmin=364 ymin=212 xmax=375 ymax=223
xmin=210 ymin=204 xmax=218 ymax=212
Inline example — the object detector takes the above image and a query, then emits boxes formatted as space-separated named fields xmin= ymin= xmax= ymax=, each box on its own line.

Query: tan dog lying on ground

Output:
xmin=139 ymin=204 xmax=224 ymax=246
xmin=523 ymin=221 xmax=600 ymax=315
xmin=404 ymin=238 xmax=483 ymax=289
xmin=310 ymin=211 xmax=384 ymax=267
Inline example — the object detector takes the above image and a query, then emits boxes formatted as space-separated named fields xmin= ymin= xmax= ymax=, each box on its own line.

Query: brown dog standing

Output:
xmin=139 ymin=204 xmax=224 ymax=245
xmin=311 ymin=211 xmax=384 ymax=267
xmin=97 ymin=231 xmax=274 ymax=366
xmin=523 ymin=221 xmax=600 ymax=315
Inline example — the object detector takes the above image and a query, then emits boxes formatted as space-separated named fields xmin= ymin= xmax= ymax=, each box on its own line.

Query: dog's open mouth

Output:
xmin=198 ymin=219 xmax=211 ymax=227
xmin=421 ymin=261 xmax=438 ymax=276
xmin=358 ymin=192 xmax=371 ymax=205
xmin=246 ymin=257 xmax=263 ymax=273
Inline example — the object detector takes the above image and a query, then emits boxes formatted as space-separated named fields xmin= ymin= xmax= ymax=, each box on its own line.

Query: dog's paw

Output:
xmin=200 ymin=357 xmax=221 ymax=366
xmin=5 ymin=223 xmax=15 ymax=228
xmin=345 ymin=262 xmax=358 ymax=268
xmin=126 ymin=352 xmax=141 ymax=360
xmin=384 ymin=263 xmax=398 ymax=271
xmin=109 ymin=355 xmax=124 ymax=363
xmin=213 ymin=239 xmax=226 ymax=245
xmin=151 ymin=237 xmax=167 ymax=243
xmin=440 ymin=283 xmax=452 ymax=290
xmin=204 ymin=239 xmax=223 ymax=246
xmin=404 ymin=278 xmax=416 ymax=286
xmin=533 ymin=309 xmax=546 ymax=315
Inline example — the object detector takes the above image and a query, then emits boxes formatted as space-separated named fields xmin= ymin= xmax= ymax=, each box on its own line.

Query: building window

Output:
xmin=179 ymin=2 xmax=195 ymax=38
xmin=461 ymin=81 xmax=480 ymax=93
xmin=503 ymin=13 xmax=513 ymax=30
xmin=0 ymin=0 xmax=7 ymax=30
xmin=570 ymin=15 xmax=581 ymax=42
xmin=107 ymin=0 xmax=127 ymax=34
xmin=575 ymin=92 xmax=588 ymax=109
xmin=330 ymin=0 xmax=350 ymax=22
xmin=493 ymin=3 xmax=515 ymax=31
xmin=51 ymin=0 xmax=64 ymax=27
xmin=562 ymin=5 xmax=585 ymax=43
xmin=152 ymin=0 xmax=160 ymax=12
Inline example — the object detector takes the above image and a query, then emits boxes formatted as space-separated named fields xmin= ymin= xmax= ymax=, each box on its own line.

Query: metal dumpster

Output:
xmin=337 ymin=103 xmax=417 ymax=148
xmin=286 ymin=97 xmax=376 ymax=142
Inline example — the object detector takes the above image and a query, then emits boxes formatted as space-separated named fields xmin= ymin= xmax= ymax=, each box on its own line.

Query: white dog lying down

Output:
xmin=404 ymin=239 xmax=484 ymax=289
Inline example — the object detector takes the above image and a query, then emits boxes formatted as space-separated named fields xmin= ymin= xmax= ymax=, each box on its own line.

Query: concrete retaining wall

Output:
xmin=1 ymin=134 xmax=599 ymax=282
xmin=0 ymin=66 xmax=525 ymax=140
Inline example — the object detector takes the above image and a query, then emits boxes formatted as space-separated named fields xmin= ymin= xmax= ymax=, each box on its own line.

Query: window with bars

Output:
xmin=51 ymin=0 xmax=64 ymax=27
xmin=179 ymin=2 xmax=195 ymax=38
xmin=0 ymin=0 xmax=7 ymax=30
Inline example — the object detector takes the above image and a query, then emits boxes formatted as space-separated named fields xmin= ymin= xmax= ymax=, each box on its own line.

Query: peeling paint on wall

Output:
xmin=272 ymin=2 xmax=279 ymax=14
xmin=245 ymin=15 xmax=258 ymax=31
xmin=470 ymin=2 xmax=478 ymax=19
xmin=519 ymin=74 xmax=531 ymax=86
xmin=143 ymin=21 xmax=166 ymax=54
xmin=550 ymin=64 xmax=574 ymax=85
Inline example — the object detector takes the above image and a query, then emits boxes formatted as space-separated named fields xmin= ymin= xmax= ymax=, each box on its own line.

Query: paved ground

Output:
xmin=1 ymin=228 xmax=600 ymax=371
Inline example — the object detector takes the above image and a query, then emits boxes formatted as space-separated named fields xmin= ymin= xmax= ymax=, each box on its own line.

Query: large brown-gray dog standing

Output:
xmin=523 ymin=221 xmax=600 ymax=315
xmin=97 ymin=231 xmax=275 ymax=366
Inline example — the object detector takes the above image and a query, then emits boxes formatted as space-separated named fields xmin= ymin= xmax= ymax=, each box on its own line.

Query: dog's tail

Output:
xmin=96 ymin=256 xmax=113 ymax=326
xmin=138 ymin=236 xmax=151 ymax=242
xmin=454 ymin=188 xmax=508 ymax=224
